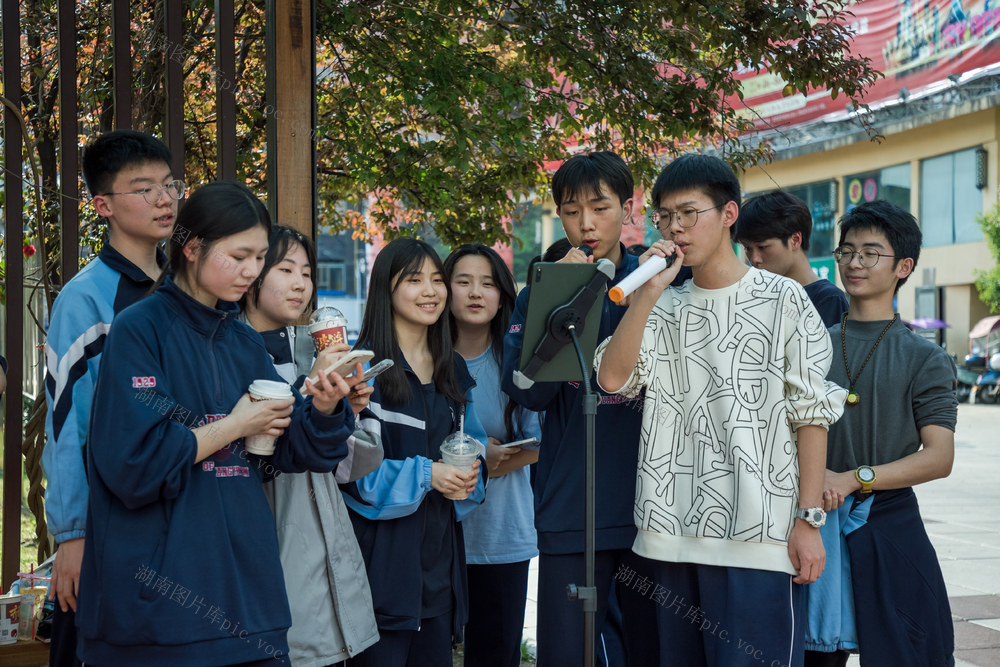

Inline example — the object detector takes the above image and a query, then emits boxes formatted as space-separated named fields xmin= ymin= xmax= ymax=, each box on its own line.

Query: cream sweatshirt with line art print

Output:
xmin=595 ymin=268 xmax=847 ymax=575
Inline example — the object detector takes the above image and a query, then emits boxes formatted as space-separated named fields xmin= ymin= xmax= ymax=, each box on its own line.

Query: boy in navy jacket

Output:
xmin=42 ymin=130 xmax=180 ymax=666
xmin=734 ymin=190 xmax=849 ymax=327
xmin=502 ymin=151 xmax=690 ymax=665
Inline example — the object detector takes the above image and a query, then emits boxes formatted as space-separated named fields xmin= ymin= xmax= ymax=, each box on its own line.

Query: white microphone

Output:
xmin=608 ymin=253 xmax=677 ymax=304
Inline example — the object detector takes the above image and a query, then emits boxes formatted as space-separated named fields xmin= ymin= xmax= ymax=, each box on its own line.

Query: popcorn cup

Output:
xmin=307 ymin=318 xmax=348 ymax=353
xmin=0 ymin=594 xmax=20 ymax=645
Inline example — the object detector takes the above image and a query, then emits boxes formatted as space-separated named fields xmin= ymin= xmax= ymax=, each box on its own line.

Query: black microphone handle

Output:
xmin=577 ymin=244 xmax=593 ymax=257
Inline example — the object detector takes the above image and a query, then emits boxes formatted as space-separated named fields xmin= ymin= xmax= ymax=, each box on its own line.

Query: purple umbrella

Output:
xmin=906 ymin=317 xmax=950 ymax=329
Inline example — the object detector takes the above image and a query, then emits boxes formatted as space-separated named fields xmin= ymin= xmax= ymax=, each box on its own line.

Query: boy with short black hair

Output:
xmin=502 ymin=151 xmax=689 ymax=665
xmin=596 ymin=153 xmax=846 ymax=666
xmin=735 ymin=190 xmax=848 ymax=327
xmin=43 ymin=130 xmax=180 ymax=666
xmin=805 ymin=200 xmax=956 ymax=667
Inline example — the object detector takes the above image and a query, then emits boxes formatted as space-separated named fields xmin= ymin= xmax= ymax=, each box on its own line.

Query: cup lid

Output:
xmin=441 ymin=432 xmax=479 ymax=454
xmin=248 ymin=379 xmax=292 ymax=398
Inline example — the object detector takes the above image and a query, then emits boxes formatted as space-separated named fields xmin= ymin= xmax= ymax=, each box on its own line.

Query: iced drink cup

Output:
xmin=440 ymin=432 xmax=480 ymax=500
xmin=245 ymin=380 xmax=293 ymax=455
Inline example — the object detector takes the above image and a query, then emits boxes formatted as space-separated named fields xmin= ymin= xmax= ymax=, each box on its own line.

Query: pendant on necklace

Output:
xmin=847 ymin=392 xmax=860 ymax=406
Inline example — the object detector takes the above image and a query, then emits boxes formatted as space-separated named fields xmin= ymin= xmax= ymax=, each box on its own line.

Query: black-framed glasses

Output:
xmin=101 ymin=179 xmax=186 ymax=205
xmin=833 ymin=247 xmax=897 ymax=268
xmin=651 ymin=204 xmax=723 ymax=230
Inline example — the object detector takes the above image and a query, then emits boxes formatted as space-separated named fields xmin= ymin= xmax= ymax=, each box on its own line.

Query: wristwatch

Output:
xmin=855 ymin=465 xmax=876 ymax=495
xmin=795 ymin=507 xmax=827 ymax=528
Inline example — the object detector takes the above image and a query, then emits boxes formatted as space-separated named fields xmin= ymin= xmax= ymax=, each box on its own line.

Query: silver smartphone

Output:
xmin=361 ymin=358 xmax=394 ymax=382
xmin=499 ymin=437 xmax=539 ymax=449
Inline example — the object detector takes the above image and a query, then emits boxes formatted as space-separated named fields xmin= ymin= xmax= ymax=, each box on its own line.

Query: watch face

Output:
xmin=859 ymin=467 xmax=875 ymax=483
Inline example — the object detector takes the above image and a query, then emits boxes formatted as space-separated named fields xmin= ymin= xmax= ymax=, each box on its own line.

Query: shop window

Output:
xmin=844 ymin=163 xmax=911 ymax=214
xmin=318 ymin=262 xmax=346 ymax=292
xmin=920 ymin=148 xmax=984 ymax=247
xmin=784 ymin=180 xmax=837 ymax=261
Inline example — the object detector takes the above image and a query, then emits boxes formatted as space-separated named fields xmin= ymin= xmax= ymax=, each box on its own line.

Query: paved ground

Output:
xmin=520 ymin=403 xmax=1000 ymax=665
xmin=913 ymin=403 xmax=1000 ymax=667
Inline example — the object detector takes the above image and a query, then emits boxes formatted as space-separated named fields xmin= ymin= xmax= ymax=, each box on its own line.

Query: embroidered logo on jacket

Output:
xmin=132 ymin=376 xmax=156 ymax=388
xmin=508 ymin=323 xmax=522 ymax=333
xmin=201 ymin=461 xmax=250 ymax=477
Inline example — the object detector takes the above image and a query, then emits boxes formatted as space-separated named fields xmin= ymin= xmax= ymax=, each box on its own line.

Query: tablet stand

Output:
xmin=515 ymin=258 xmax=615 ymax=667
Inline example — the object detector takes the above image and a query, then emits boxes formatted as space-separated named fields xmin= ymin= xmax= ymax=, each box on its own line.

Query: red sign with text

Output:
xmin=734 ymin=0 xmax=1000 ymax=131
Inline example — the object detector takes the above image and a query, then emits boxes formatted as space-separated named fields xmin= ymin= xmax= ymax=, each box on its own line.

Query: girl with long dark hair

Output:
xmin=342 ymin=238 xmax=487 ymax=666
xmin=444 ymin=244 xmax=541 ymax=667
xmin=77 ymin=181 xmax=356 ymax=666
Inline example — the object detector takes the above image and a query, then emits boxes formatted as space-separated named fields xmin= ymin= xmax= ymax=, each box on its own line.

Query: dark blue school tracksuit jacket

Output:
xmin=77 ymin=277 xmax=354 ymax=667
xmin=341 ymin=354 xmax=488 ymax=641
xmin=502 ymin=248 xmax=692 ymax=555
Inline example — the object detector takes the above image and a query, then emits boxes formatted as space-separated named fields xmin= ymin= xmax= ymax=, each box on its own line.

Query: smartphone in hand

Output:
xmin=498 ymin=437 xmax=539 ymax=449
xmin=304 ymin=350 xmax=376 ymax=391
xmin=360 ymin=358 xmax=394 ymax=382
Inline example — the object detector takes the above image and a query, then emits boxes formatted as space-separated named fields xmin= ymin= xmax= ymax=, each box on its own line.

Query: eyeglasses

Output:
xmin=651 ymin=204 xmax=723 ymax=230
xmin=832 ymin=247 xmax=897 ymax=268
xmin=101 ymin=179 xmax=186 ymax=205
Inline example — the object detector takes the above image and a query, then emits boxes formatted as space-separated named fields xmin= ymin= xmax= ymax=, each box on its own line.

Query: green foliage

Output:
xmin=315 ymin=0 xmax=880 ymax=245
xmin=6 ymin=0 xmax=881 ymax=278
xmin=975 ymin=203 xmax=1000 ymax=314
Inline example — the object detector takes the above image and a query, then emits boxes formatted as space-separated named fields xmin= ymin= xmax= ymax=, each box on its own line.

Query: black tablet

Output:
xmin=514 ymin=261 xmax=612 ymax=387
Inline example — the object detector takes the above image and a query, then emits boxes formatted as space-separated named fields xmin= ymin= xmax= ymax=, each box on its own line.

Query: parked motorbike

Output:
xmin=971 ymin=354 xmax=1000 ymax=404
xmin=967 ymin=316 xmax=1000 ymax=405
xmin=956 ymin=362 xmax=979 ymax=403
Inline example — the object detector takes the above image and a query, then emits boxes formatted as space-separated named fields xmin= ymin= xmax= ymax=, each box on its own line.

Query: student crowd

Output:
xmin=39 ymin=131 xmax=956 ymax=667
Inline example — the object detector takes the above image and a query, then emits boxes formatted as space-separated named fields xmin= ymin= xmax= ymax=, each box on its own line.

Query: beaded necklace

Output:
xmin=841 ymin=313 xmax=899 ymax=406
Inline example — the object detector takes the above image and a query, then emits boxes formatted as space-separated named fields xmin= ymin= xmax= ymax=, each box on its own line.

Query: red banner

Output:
xmin=736 ymin=0 xmax=1000 ymax=131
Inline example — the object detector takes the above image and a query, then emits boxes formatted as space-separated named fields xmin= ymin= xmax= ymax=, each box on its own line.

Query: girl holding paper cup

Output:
xmin=341 ymin=238 xmax=488 ymax=666
xmin=242 ymin=225 xmax=382 ymax=663
xmin=78 ymin=181 xmax=357 ymax=666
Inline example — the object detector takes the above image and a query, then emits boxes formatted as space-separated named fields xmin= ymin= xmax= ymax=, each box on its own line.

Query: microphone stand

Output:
xmin=513 ymin=258 xmax=614 ymax=667
xmin=565 ymin=323 xmax=598 ymax=667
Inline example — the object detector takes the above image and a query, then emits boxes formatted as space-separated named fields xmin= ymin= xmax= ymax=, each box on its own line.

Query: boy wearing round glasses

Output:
xmin=596 ymin=153 xmax=846 ymax=666
xmin=805 ymin=200 xmax=956 ymax=666
xmin=43 ymin=130 xmax=181 ymax=666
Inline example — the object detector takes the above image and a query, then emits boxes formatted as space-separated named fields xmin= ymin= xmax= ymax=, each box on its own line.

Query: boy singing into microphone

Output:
xmin=596 ymin=153 xmax=846 ymax=667
xmin=502 ymin=151 xmax=689 ymax=665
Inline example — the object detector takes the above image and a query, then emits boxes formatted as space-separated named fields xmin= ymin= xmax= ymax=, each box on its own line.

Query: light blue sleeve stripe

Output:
xmin=342 ymin=455 xmax=433 ymax=520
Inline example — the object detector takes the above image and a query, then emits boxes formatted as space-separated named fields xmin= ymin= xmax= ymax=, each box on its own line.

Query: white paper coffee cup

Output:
xmin=245 ymin=380 xmax=293 ymax=455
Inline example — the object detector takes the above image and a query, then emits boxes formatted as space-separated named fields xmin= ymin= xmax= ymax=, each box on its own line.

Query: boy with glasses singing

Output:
xmin=596 ymin=153 xmax=846 ymax=666
xmin=804 ymin=200 xmax=956 ymax=667
xmin=43 ymin=130 xmax=181 ymax=666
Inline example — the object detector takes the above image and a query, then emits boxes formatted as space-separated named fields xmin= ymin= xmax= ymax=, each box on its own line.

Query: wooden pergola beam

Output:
xmin=266 ymin=0 xmax=316 ymax=240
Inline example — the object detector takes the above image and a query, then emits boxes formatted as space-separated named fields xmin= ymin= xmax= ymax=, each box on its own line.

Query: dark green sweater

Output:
xmin=826 ymin=317 xmax=957 ymax=472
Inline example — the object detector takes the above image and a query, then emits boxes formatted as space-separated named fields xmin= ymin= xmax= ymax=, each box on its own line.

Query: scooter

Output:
xmin=972 ymin=354 xmax=1000 ymax=404
xmin=956 ymin=363 xmax=979 ymax=403
xmin=967 ymin=316 xmax=1000 ymax=405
